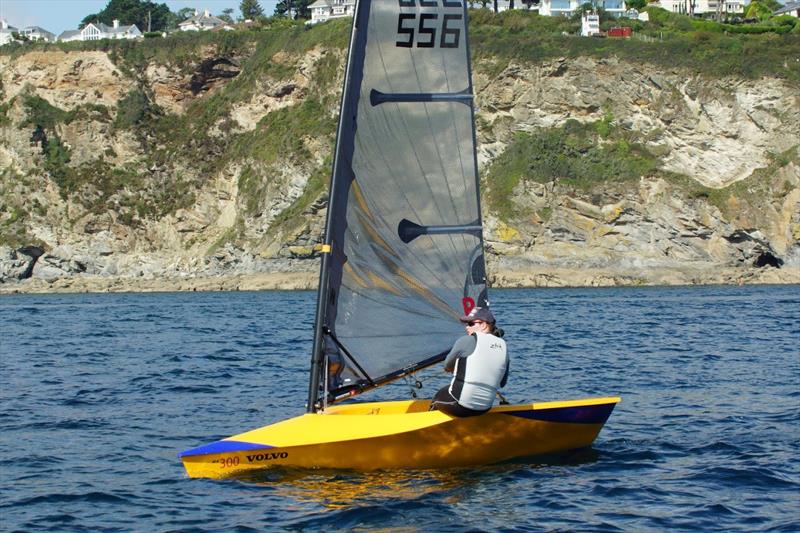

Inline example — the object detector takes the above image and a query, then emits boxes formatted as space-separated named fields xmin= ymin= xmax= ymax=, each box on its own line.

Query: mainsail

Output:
xmin=308 ymin=0 xmax=487 ymax=410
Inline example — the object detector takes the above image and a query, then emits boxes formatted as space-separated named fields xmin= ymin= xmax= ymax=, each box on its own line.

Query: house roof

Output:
xmin=22 ymin=26 xmax=55 ymax=35
xmin=179 ymin=12 xmax=228 ymax=26
xmin=774 ymin=1 xmax=800 ymax=14
xmin=309 ymin=0 xmax=355 ymax=7
xmin=88 ymin=22 xmax=140 ymax=34
xmin=58 ymin=29 xmax=81 ymax=40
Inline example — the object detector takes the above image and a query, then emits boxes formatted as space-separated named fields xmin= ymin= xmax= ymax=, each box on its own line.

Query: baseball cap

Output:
xmin=459 ymin=307 xmax=495 ymax=324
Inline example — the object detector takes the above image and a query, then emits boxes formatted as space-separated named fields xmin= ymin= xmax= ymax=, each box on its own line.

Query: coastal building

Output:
xmin=581 ymin=12 xmax=601 ymax=35
xmin=58 ymin=20 xmax=142 ymax=42
xmin=18 ymin=26 xmax=56 ymax=42
xmin=0 ymin=18 xmax=17 ymax=46
xmin=308 ymin=0 xmax=356 ymax=24
xmin=540 ymin=0 xmax=627 ymax=18
xmin=773 ymin=1 xmax=799 ymax=17
xmin=653 ymin=0 xmax=744 ymax=15
xmin=178 ymin=9 xmax=232 ymax=31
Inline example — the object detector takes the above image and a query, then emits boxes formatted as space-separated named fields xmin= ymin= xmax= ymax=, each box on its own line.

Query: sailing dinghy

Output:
xmin=180 ymin=0 xmax=619 ymax=479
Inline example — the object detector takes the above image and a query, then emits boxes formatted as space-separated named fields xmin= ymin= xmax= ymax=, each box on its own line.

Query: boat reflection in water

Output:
xmin=233 ymin=448 xmax=603 ymax=510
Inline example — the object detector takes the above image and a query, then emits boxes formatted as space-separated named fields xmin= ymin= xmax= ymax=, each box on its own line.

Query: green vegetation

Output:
xmin=0 ymin=101 xmax=10 ymax=126
xmin=42 ymin=136 xmax=73 ymax=191
xmin=2 ymin=13 xmax=796 ymax=240
xmin=0 ymin=169 xmax=40 ymax=248
xmin=483 ymin=117 xmax=659 ymax=220
xmin=114 ymin=88 xmax=153 ymax=129
xmin=469 ymin=8 xmax=800 ymax=82
xmin=19 ymin=94 xmax=110 ymax=129
xmin=270 ymin=159 xmax=329 ymax=228
xmin=22 ymin=20 xmax=347 ymax=229
xmin=240 ymin=0 xmax=266 ymax=20
xmin=19 ymin=95 xmax=72 ymax=130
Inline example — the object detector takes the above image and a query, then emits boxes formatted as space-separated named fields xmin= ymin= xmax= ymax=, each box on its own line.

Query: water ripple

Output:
xmin=0 ymin=286 xmax=798 ymax=531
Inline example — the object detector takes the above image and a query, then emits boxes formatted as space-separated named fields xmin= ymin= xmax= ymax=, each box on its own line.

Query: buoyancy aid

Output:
xmin=449 ymin=332 xmax=508 ymax=411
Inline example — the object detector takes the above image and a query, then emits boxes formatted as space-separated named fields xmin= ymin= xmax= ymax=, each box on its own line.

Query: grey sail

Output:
xmin=308 ymin=0 xmax=487 ymax=410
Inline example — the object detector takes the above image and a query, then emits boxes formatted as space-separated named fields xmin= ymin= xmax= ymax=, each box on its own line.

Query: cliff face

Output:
xmin=472 ymin=56 xmax=800 ymax=285
xmin=0 ymin=34 xmax=798 ymax=292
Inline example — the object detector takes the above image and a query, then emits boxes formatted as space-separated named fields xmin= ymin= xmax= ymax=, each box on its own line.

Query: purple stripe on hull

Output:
xmin=503 ymin=403 xmax=616 ymax=424
xmin=179 ymin=440 xmax=274 ymax=458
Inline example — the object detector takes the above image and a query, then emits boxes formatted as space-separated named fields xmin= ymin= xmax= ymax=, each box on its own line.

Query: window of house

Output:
xmin=551 ymin=0 xmax=570 ymax=9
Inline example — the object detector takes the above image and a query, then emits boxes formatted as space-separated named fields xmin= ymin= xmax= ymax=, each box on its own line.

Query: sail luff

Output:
xmin=462 ymin=6 xmax=487 ymax=290
xmin=307 ymin=0 xmax=371 ymax=413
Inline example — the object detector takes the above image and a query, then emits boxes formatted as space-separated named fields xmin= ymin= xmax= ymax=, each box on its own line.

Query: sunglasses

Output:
xmin=466 ymin=321 xmax=483 ymax=327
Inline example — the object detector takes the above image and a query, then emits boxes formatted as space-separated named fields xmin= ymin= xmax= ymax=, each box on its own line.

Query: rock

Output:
xmin=0 ymin=246 xmax=33 ymax=281
xmin=1 ymin=46 xmax=798 ymax=293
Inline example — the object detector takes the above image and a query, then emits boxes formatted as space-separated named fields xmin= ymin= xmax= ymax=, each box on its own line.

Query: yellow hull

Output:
xmin=180 ymin=396 xmax=620 ymax=479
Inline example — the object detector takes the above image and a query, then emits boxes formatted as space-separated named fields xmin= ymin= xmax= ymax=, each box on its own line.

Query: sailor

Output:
xmin=430 ymin=307 xmax=509 ymax=417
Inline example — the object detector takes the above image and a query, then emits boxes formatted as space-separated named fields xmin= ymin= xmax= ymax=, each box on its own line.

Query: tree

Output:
xmin=219 ymin=8 xmax=236 ymax=24
xmin=176 ymin=7 xmax=195 ymax=21
xmin=240 ymin=0 xmax=265 ymax=20
xmin=626 ymin=0 xmax=647 ymax=10
xmin=745 ymin=1 xmax=773 ymax=20
xmin=81 ymin=0 xmax=172 ymax=32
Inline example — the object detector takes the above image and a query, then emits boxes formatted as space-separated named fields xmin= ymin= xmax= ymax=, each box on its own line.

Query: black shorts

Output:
xmin=429 ymin=386 xmax=489 ymax=417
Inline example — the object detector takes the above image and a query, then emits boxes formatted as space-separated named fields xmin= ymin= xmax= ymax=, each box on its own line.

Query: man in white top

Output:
xmin=430 ymin=307 xmax=509 ymax=417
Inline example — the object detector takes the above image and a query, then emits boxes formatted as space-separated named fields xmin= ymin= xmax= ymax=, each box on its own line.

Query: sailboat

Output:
xmin=180 ymin=0 xmax=619 ymax=479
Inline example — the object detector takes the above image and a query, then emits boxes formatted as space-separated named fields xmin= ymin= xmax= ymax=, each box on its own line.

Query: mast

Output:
xmin=307 ymin=0 xmax=370 ymax=413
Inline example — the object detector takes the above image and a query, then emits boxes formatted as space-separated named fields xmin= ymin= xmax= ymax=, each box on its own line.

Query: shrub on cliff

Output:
xmin=483 ymin=118 xmax=659 ymax=221
xmin=114 ymin=88 xmax=152 ymax=130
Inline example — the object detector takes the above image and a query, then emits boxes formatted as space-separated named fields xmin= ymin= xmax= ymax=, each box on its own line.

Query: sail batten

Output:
xmin=309 ymin=0 xmax=487 ymax=409
xmin=370 ymin=88 xmax=472 ymax=105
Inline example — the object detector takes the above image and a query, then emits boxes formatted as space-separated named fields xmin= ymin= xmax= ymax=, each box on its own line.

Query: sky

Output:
xmin=0 ymin=0 xmax=280 ymax=35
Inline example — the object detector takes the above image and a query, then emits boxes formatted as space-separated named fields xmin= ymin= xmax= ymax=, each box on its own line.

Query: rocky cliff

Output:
xmin=1 ymin=24 xmax=798 ymax=293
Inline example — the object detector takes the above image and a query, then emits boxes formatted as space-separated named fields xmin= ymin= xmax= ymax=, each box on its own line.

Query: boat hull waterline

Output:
xmin=180 ymin=397 xmax=620 ymax=478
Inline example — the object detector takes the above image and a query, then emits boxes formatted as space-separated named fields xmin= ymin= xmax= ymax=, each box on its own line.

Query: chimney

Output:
xmin=113 ymin=19 xmax=119 ymax=28
xmin=204 ymin=9 xmax=210 ymax=17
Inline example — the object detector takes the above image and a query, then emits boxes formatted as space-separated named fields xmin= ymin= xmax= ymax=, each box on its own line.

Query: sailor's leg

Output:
xmin=429 ymin=386 xmax=455 ymax=411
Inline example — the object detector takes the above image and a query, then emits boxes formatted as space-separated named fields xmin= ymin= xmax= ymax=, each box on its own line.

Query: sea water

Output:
xmin=1 ymin=285 xmax=798 ymax=531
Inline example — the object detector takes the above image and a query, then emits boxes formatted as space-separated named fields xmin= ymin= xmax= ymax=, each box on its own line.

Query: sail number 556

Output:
xmin=396 ymin=2 xmax=463 ymax=49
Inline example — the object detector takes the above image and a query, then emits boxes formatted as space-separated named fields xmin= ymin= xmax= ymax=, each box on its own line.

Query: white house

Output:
xmin=179 ymin=9 xmax=231 ymax=31
xmin=58 ymin=19 xmax=142 ymax=42
xmin=18 ymin=26 xmax=56 ymax=42
xmin=582 ymin=12 xmax=601 ymax=35
xmin=774 ymin=1 xmax=800 ymax=17
xmin=540 ymin=0 xmax=627 ymax=17
xmin=308 ymin=0 xmax=356 ymax=24
xmin=0 ymin=18 xmax=18 ymax=46
xmin=653 ymin=0 xmax=744 ymax=15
